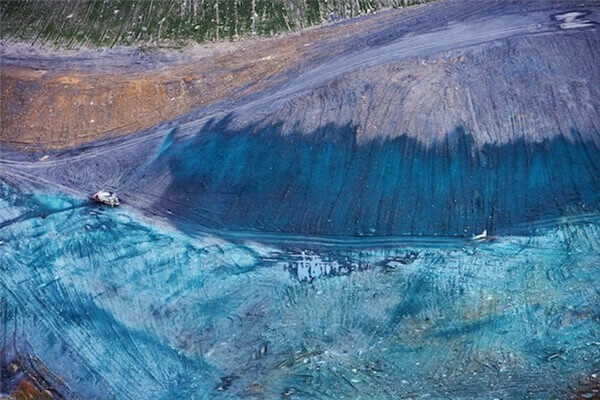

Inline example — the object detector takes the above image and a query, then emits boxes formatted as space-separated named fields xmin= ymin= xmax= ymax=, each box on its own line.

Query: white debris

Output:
xmin=554 ymin=11 xmax=594 ymax=29
xmin=472 ymin=229 xmax=487 ymax=241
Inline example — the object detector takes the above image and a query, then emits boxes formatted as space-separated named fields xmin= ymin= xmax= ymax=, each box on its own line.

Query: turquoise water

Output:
xmin=2 ymin=184 xmax=599 ymax=398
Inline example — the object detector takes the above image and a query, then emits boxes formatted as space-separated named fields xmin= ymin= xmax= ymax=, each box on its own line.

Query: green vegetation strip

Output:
xmin=1 ymin=0 xmax=431 ymax=49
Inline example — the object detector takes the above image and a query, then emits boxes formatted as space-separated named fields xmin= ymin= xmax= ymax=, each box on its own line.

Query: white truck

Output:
xmin=92 ymin=190 xmax=120 ymax=207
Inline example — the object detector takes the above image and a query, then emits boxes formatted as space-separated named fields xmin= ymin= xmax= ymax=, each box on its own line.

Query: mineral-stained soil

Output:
xmin=4 ymin=0 xmax=598 ymax=151
xmin=2 ymin=0 xmax=598 ymax=236
xmin=2 ymin=1 xmax=600 ymax=399
xmin=0 ymin=1 xmax=438 ymax=150
xmin=1 ymin=33 xmax=307 ymax=149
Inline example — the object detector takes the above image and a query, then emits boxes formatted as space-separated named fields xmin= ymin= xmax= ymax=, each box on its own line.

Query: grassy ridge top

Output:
xmin=1 ymin=0 xmax=430 ymax=49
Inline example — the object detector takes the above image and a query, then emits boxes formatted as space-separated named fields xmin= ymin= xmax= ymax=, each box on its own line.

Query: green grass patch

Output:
xmin=1 ymin=0 xmax=433 ymax=49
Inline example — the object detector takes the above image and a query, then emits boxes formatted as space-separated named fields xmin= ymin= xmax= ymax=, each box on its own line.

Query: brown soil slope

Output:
xmin=0 ymin=6 xmax=413 ymax=150
xmin=1 ymin=42 xmax=302 ymax=149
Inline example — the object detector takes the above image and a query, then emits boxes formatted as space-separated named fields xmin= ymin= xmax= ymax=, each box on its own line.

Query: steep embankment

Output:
xmin=127 ymin=4 xmax=600 ymax=236
xmin=1 ymin=0 xmax=599 ymax=238
xmin=0 ymin=1 xmax=433 ymax=149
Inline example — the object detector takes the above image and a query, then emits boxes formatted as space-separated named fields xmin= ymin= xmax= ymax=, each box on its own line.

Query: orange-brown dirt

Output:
xmin=0 ymin=7 xmax=413 ymax=151
xmin=1 ymin=42 xmax=303 ymax=150
xmin=10 ymin=380 xmax=54 ymax=400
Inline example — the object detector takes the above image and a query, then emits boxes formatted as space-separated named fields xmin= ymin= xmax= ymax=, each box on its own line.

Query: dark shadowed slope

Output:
xmin=136 ymin=123 xmax=600 ymax=237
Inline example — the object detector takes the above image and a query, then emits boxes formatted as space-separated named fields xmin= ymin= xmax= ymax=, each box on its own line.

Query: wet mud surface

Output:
xmin=1 ymin=187 xmax=600 ymax=399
